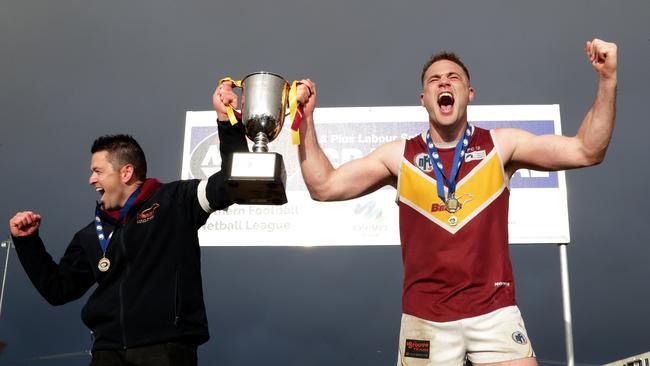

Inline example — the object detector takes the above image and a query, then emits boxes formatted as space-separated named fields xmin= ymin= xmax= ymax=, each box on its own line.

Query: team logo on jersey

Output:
xmin=512 ymin=331 xmax=528 ymax=345
xmin=414 ymin=153 xmax=433 ymax=172
xmin=137 ymin=203 xmax=160 ymax=224
xmin=448 ymin=216 xmax=458 ymax=226
xmin=404 ymin=339 xmax=430 ymax=359
xmin=464 ymin=149 xmax=486 ymax=162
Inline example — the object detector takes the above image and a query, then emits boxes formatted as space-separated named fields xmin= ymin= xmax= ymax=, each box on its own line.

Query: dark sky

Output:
xmin=1 ymin=0 xmax=649 ymax=365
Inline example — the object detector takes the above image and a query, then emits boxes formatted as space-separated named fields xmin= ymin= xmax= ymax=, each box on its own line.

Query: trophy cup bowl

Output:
xmin=225 ymin=71 xmax=289 ymax=205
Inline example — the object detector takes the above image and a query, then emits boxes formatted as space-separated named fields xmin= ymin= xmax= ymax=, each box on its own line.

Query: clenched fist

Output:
xmin=296 ymin=79 xmax=316 ymax=116
xmin=9 ymin=211 xmax=42 ymax=237
xmin=213 ymin=80 xmax=239 ymax=121
xmin=585 ymin=38 xmax=617 ymax=81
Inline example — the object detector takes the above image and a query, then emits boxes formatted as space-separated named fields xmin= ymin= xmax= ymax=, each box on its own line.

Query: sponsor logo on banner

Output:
xmin=354 ymin=200 xmax=384 ymax=221
xmin=352 ymin=200 xmax=388 ymax=234
xmin=188 ymin=127 xmax=222 ymax=180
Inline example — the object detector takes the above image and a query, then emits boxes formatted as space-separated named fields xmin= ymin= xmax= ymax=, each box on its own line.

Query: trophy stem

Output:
xmin=252 ymin=132 xmax=269 ymax=152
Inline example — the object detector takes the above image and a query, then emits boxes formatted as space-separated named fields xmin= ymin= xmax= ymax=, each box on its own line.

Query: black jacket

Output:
xmin=13 ymin=121 xmax=247 ymax=351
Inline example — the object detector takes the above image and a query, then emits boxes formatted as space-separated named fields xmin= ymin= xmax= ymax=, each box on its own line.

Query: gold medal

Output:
xmin=445 ymin=197 xmax=460 ymax=213
xmin=98 ymin=256 xmax=111 ymax=272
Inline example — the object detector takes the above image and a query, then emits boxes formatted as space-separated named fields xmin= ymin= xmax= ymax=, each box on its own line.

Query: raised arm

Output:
xmin=296 ymin=80 xmax=402 ymax=202
xmin=496 ymin=38 xmax=617 ymax=175
xmin=213 ymin=80 xmax=249 ymax=158
xmin=197 ymin=81 xmax=249 ymax=212
xmin=10 ymin=211 xmax=95 ymax=305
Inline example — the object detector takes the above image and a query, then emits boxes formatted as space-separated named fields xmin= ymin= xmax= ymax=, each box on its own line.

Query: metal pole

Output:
xmin=0 ymin=238 xmax=12 ymax=320
xmin=559 ymin=243 xmax=575 ymax=366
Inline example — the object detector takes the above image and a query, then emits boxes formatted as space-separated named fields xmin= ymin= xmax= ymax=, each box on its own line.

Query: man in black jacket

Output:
xmin=8 ymin=83 xmax=248 ymax=366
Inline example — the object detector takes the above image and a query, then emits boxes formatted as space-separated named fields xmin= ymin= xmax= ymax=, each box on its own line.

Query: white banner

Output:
xmin=182 ymin=105 xmax=570 ymax=246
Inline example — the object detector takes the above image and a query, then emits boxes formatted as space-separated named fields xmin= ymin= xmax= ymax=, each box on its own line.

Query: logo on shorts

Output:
xmin=512 ymin=331 xmax=528 ymax=345
xmin=404 ymin=339 xmax=430 ymax=359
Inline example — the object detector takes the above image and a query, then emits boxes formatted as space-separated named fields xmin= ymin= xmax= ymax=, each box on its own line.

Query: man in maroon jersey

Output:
xmin=294 ymin=38 xmax=617 ymax=365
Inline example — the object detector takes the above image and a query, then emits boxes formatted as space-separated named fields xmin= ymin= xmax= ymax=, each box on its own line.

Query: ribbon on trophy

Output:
xmin=218 ymin=77 xmax=243 ymax=126
xmin=218 ymin=77 xmax=305 ymax=145
xmin=288 ymin=80 xmax=304 ymax=145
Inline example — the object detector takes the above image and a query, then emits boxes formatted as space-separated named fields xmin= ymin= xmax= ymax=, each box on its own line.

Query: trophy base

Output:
xmin=225 ymin=152 xmax=288 ymax=205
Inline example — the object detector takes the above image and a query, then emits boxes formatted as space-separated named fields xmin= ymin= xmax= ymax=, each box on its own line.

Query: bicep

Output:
xmin=496 ymin=128 xmax=590 ymax=175
xmin=316 ymin=140 xmax=402 ymax=201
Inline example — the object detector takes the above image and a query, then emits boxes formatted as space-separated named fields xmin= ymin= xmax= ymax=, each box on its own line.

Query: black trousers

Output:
xmin=90 ymin=342 xmax=197 ymax=366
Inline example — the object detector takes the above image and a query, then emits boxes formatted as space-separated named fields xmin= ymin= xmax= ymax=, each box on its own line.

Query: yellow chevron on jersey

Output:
xmin=398 ymin=148 xmax=507 ymax=234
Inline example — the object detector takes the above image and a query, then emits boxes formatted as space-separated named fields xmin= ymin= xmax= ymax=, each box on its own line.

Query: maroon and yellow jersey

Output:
xmin=397 ymin=126 xmax=516 ymax=322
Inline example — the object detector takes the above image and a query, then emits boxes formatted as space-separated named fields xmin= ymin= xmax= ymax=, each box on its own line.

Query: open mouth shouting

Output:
xmin=95 ymin=186 xmax=105 ymax=206
xmin=438 ymin=91 xmax=455 ymax=115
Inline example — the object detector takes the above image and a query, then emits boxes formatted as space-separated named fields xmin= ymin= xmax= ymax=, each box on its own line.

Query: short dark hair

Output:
xmin=421 ymin=52 xmax=470 ymax=85
xmin=91 ymin=134 xmax=147 ymax=181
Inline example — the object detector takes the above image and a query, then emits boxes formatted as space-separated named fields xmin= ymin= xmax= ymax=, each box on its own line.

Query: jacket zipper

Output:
xmin=174 ymin=269 xmax=180 ymax=327
xmin=118 ymin=228 xmax=128 ymax=349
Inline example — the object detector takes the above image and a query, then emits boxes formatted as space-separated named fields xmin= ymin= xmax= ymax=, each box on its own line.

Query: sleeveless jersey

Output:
xmin=397 ymin=127 xmax=516 ymax=322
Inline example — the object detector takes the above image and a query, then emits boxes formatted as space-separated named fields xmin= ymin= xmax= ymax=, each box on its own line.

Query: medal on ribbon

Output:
xmin=98 ymin=256 xmax=111 ymax=272
xmin=425 ymin=124 xmax=473 ymax=215
xmin=94 ymin=187 xmax=141 ymax=272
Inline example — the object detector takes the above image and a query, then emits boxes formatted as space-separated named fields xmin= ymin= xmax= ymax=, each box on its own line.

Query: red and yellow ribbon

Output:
xmin=218 ymin=77 xmax=242 ymax=126
xmin=288 ymin=80 xmax=304 ymax=145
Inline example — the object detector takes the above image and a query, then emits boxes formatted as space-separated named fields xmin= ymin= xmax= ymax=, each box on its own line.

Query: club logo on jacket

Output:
xmin=137 ymin=203 xmax=160 ymax=224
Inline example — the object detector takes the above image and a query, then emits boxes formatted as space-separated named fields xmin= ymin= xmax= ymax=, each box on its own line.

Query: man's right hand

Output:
xmin=213 ymin=80 xmax=239 ymax=121
xmin=9 ymin=211 xmax=41 ymax=237
xmin=585 ymin=38 xmax=617 ymax=82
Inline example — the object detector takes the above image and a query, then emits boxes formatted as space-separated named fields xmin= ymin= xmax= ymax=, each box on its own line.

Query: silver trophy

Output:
xmin=225 ymin=71 xmax=289 ymax=205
